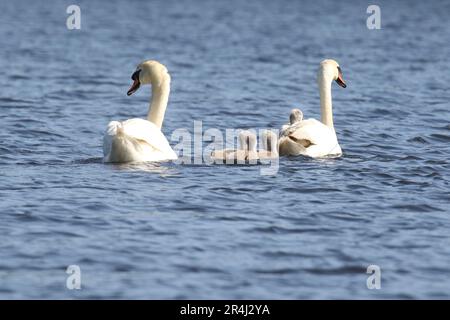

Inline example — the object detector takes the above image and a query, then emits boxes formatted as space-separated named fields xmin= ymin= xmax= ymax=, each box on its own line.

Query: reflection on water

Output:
xmin=110 ymin=161 xmax=180 ymax=176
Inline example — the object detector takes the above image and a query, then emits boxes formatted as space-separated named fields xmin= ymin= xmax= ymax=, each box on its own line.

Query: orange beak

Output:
xmin=335 ymin=66 xmax=347 ymax=88
xmin=127 ymin=79 xmax=140 ymax=96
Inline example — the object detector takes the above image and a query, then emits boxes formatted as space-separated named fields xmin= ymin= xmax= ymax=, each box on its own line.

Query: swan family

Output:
xmin=103 ymin=59 xmax=346 ymax=163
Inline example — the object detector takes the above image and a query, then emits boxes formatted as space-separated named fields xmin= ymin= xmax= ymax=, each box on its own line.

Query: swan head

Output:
xmin=239 ymin=130 xmax=257 ymax=152
xmin=289 ymin=108 xmax=303 ymax=124
xmin=127 ymin=60 xmax=170 ymax=96
xmin=318 ymin=59 xmax=346 ymax=88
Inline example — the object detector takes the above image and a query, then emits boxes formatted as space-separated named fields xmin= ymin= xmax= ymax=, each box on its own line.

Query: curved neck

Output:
xmin=318 ymin=74 xmax=334 ymax=129
xmin=147 ymin=74 xmax=170 ymax=129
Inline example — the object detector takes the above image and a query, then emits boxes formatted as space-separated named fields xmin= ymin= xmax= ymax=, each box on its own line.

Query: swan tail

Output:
xmin=116 ymin=124 xmax=124 ymax=136
xmin=104 ymin=121 xmax=141 ymax=162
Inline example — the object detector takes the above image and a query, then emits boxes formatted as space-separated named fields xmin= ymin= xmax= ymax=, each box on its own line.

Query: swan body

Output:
xmin=278 ymin=118 xmax=342 ymax=157
xmin=103 ymin=119 xmax=177 ymax=163
xmin=103 ymin=60 xmax=177 ymax=163
xmin=279 ymin=59 xmax=346 ymax=158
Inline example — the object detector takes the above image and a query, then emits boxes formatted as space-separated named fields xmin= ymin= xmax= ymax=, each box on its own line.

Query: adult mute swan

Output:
xmin=103 ymin=60 xmax=177 ymax=163
xmin=279 ymin=59 xmax=347 ymax=158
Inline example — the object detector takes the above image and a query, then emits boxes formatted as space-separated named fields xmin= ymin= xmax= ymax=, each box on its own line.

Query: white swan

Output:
xmin=259 ymin=130 xmax=279 ymax=160
xmin=103 ymin=60 xmax=177 ymax=163
xmin=279 ymin=59 xmax=347 ymax=158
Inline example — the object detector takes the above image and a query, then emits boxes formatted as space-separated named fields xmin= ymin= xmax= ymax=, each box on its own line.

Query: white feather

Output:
xmin=102 ymin=60 xmax=177 ymax=163
xmin=103 ymin=119 xmax=177 ymax=163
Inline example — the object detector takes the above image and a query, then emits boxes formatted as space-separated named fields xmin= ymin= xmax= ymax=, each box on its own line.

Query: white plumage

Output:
xmin=278 ymin=59 xmax=346 ymax=158
xmin=103 ymin=119 xmax=177 ymax=163
xmin=103 ymin=60 xmax=177 ymax=163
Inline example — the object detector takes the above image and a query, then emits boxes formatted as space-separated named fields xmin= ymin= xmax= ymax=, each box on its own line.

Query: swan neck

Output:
xmin=147 ymin=74 xmax=170 ymax=129
xmin=318 ymin=75 xmax=334 ymax=129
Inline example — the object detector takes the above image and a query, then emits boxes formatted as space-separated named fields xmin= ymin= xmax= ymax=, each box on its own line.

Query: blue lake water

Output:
xmin=0 ymin=0 xmax=449 ymax=299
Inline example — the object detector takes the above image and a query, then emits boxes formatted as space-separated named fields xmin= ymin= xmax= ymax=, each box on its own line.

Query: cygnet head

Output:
xmin=239 ymin=130 xmax=257 ymax=152
xmin=127 ymin=60 xmax=170 ymax=96
xmin=261 ymin=130 xmax=278 ymax=153
xmin=317 ymin=59 xmax=347 ymax=88
xmin=289 ymin=108 xmax=303 ymax=124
